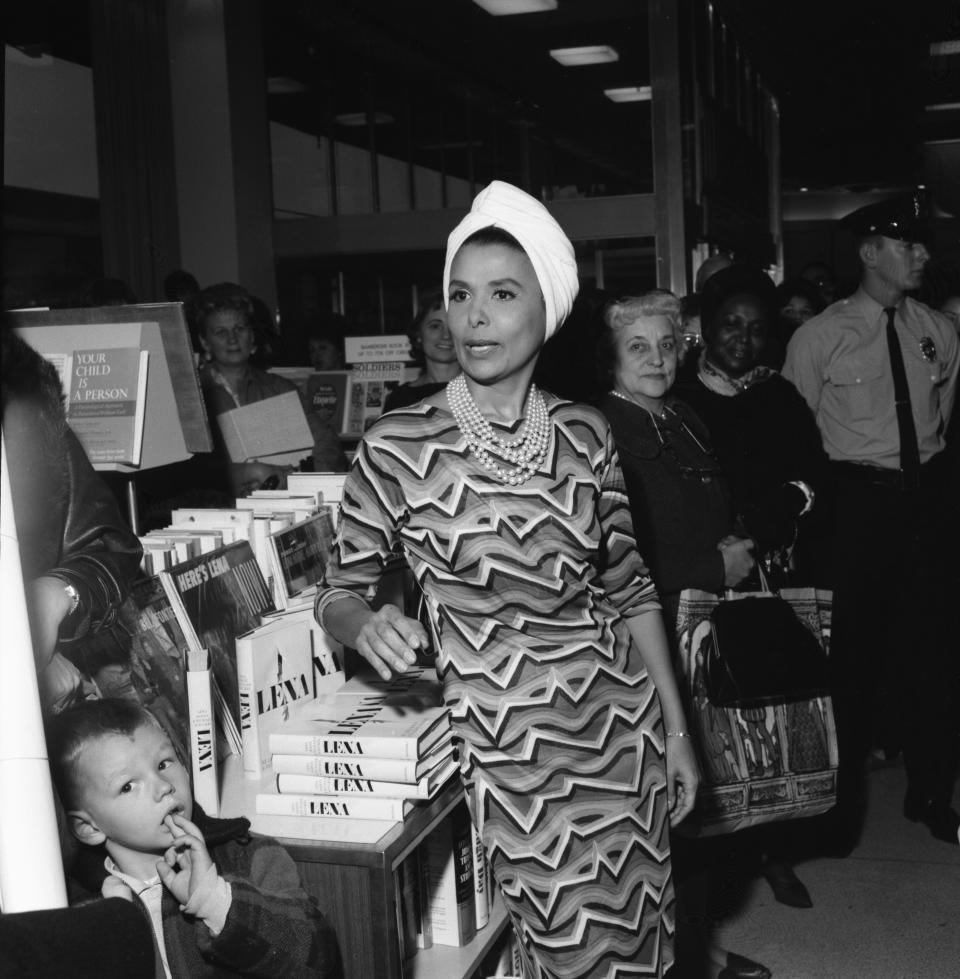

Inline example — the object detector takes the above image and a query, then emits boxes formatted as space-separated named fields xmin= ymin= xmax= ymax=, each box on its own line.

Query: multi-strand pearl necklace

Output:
xmin=447 ymin=373 xmax=549 ymax=485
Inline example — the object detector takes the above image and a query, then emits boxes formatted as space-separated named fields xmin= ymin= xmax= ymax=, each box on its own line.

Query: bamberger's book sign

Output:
xmin=67 ymin=346 xmax=149 ymax=464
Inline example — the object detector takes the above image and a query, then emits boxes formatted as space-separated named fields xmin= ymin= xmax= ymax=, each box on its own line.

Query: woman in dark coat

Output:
xmin=676 ymin=264 xmax=829 ymax=908
xmin=597 ymin=290 xmax=755 ymax=623
xmin=597 ymin=290 xmax=768 ymax=979
xmin=677 ymin=264 xmax=828 ymax=586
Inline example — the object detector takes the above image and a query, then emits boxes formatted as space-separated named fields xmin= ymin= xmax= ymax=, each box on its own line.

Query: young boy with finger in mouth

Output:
xmin=46 ymin=698 xmax=341 ymax=979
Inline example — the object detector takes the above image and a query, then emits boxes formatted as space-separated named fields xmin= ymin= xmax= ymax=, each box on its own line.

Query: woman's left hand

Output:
xmin=665 ymin=733 xmax=699 ymax=827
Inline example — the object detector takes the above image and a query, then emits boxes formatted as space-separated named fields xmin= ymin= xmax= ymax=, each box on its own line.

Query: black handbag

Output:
xmin=705 ymin=573 xmax=829 ymax=708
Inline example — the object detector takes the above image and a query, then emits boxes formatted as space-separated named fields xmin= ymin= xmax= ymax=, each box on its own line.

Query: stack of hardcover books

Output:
xmin=247 ymin=667 xmax=457 ymax=841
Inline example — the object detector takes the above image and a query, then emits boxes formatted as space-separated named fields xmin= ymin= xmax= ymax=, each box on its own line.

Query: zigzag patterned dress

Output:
xmin=320 ymin=396 xmax=674 ymax=978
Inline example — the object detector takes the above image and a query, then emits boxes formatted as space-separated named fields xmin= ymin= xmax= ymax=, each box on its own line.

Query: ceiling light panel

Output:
xmin=267 ymin=76 xmax=308 ymax=95
xmin=550 ymin=45 xmax=619 ymax=67
xmin=604 ymin=86 xmax=652 ymax=103
xmin=335 ymin=112 xmax=395 ymax=127
xmin=929 ymin=41 xmax=960 ymax=57
xmin=472 ymin=0 xmax=557 ymax=15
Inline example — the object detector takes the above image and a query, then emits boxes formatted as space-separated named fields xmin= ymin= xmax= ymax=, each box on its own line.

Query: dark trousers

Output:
xmin=825 ymin=461 xmax=958 ymax=843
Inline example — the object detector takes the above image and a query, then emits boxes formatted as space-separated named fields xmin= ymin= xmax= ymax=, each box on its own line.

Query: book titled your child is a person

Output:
xmin=66 ymin=346 xmax=149 ymax=465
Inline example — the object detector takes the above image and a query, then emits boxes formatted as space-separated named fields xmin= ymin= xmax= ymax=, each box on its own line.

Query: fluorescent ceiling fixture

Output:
xmin=550 ymin=45 xmax=618 ymax=66
xmin=604 ymin=86 xmax=652 ymax=103
xmin=930 ymin=40 xmax=960 ymax=56
xmin=420 ymin=139 xmax=485 ymax=151
xmin=267 ymin=76 xmax=308 ymax=95
xmin=925 ymin=102 xmax=960 ymax=112
xmin=472 ymin=0 xmax=557 ymax=14
xmin=799 ymin=186 xmax=810 ymax=192
xmin=335 ymin=112 xmax=395 ymax=126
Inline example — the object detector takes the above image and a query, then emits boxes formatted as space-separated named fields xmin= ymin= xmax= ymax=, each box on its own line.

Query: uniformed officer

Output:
xmin=783 ymin=192 xmax=960 ymax=848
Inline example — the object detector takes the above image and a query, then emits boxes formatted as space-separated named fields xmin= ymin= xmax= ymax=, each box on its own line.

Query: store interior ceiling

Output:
xmin=6 ymin=0 xmax=959 ymax=203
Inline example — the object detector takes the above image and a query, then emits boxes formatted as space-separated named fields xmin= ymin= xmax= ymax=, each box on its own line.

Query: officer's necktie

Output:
xmin=884 ymin=306 xmax=920 ymax=489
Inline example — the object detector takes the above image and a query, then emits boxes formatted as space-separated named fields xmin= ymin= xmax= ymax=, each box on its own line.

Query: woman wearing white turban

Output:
xmin=316 ymin=181 xmax=697 ymax=978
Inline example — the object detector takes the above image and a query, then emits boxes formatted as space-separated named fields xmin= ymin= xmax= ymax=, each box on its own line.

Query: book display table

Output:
xmin=221 ymin=758 xmax=508 ymax=979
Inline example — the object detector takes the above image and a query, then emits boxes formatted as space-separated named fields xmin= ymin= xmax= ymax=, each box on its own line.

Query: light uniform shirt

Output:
xmin=783 ymin=288 xmax=959 ymax=468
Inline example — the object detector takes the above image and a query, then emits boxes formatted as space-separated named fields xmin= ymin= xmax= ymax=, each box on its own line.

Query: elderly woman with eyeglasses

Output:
xmin=598 ymin=290 xmax=775 ymax=979
xmin=597 ymin=291 xmax=756 ymax=624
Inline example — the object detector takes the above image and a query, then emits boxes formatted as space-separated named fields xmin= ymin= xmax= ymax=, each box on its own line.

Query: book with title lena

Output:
xmin=267 ymin=668 xmax=451 ymax=760
xmin=236 ymin=615 xmax=316 ymax=779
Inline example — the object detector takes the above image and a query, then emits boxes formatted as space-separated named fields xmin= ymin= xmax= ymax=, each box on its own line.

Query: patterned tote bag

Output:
xmin=675 ymin=586 xmax=838 ymax=836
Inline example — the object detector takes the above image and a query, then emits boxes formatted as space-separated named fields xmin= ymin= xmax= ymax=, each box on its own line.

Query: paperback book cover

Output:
xmin=270 ymin=738 xmax=454 ymax=783
xmin=123 ymin=577 xmax=193 ymax=767
xmin=267 ymin=508 xmax=336 ymax=608
xmin=268 ymin=696 xmax=451 ymax=760
xmin=159 ymin=540 xmax=275 ymax=754
xmin=304 ymin=370 xmax=351 ymax=436
xmin=471 ymin=821 xmax=489 ymax=931
xmin=274 ymin=754 xmax=457 ymax=800
xmin=66 ymin=346 xmax=149 ymax=465
xmin=421 ymin=808 xmax=477 ymax=947
xmin=236 ymin=616 xmax=316 ymax=779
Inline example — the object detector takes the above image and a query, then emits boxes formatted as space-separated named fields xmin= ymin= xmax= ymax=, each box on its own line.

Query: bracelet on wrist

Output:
xmin=62 ymin=582 xmax=81 ymax=617
xmin=666 ymin=730 xmax=691 ymax=739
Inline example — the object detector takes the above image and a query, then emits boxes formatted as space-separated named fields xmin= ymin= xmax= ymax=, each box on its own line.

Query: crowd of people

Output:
xmin=3 ymin=179 xmax=959 ymax=979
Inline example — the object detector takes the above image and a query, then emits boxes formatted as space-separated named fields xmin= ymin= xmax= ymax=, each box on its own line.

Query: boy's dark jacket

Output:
xmin=68 ymin=807 xmax=341 ymax=979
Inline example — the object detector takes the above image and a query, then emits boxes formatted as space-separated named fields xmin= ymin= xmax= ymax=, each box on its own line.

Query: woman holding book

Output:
xmin=316 ymin=180 xmax=697 ymax=978
xmin=196 ymin=284 xmax=346 ymax=496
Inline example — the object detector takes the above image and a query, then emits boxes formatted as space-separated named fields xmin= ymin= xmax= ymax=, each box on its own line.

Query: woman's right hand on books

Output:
xmin=355 ymin=604 xmax=429 ymax=681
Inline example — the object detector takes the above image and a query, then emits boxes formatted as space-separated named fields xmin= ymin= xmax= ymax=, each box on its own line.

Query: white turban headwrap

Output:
xmin=442 ymin=181 xmax=579 ymax=340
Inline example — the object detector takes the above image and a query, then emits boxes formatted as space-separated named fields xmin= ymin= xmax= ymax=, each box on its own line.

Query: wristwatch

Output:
xmin=62 ymin=582 xmax=81 ymax=616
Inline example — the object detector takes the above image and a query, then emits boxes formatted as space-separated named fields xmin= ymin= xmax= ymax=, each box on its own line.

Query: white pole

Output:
xmin=0 ymin=430 xmax=68 ymax=911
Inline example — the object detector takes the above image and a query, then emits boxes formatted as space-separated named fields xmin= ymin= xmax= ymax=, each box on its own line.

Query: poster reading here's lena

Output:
xmin=67 ymin=347 xmax=150 ymax=465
